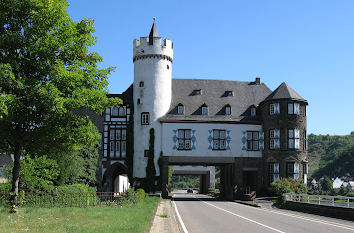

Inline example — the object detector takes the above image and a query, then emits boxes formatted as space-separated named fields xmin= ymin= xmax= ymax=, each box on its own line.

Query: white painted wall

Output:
xmin=162 ymin=123 xmax=263 ymax=158
xmin=133 ymin=36 xmax=173 ymax=178
xmin=114 ymin=175 xmax=130 ymax=193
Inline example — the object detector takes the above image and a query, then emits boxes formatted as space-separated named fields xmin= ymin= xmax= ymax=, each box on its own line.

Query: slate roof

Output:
xmin=108 ymin=84 xmax=133 ymax=105
xmin=0 ymin=155 xmax=13 ymax=166
xmin=149 ymin=21 xmax=159 ymax=38
xmin=160 ymin=79 xmax=272 ymax=122
xmin=264 ymin=82 xmax=305 ymax=102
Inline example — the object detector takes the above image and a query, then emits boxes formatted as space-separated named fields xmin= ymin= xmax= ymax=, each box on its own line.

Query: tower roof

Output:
xmin=265 ymin=82 xmax=305 ymax=101
xmin=149 ymin=21 xmax=159 ymax=38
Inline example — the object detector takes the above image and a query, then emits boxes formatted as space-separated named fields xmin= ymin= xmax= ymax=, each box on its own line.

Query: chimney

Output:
xmin=255 ymin=77 xmax=261 ymax=85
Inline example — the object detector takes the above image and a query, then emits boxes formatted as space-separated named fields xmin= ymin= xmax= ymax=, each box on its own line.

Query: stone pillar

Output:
xmin=205 ymin=172 xmax=211 ymax=193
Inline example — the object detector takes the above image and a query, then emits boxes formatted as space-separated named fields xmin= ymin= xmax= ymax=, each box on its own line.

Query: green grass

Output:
xmin=0 ymin=197 xmax=160 ymax=233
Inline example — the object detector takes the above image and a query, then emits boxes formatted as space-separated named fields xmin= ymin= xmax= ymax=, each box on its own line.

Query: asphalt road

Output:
xmin=172 ymin=192 xmax=354 ymax=233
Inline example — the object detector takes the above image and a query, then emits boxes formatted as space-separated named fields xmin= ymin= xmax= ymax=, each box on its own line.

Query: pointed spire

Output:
xmin=149 ymin=18 xmax=159 ymax=45
xmin=265 ymin=82 xmax=305 ymax=101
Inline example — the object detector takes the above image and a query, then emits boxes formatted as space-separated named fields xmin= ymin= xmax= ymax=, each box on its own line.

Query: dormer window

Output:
xmin=201 ymin=105 xmax=208 ymax=115
xmin=225 ymin=105 xmax=231 ymax=115
xmin=251 ymin=107 xmax=256 ymax=117
xmin=194 ymin=89 xmax=202 ymax=95
xmin=177 ymin=104 xmax=184 ymax=115
xmin=225 ymin=91 xmax=233 ymax=97
xmin=139 ymin=81 xmax=144 ymax=87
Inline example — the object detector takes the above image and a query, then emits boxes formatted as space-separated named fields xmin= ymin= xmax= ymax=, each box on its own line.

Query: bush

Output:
xmin=115 ymin=188 xmax=139 ymax=206
xmin=20 ymin=155 xmax=59 ymax=193
xmin=136 ymin=188 xmax=145 ymax=201
xmin=0 ymin=183 xmax=11 ymax=206
xmin=271 ymin=178 xmax=308 ymax=196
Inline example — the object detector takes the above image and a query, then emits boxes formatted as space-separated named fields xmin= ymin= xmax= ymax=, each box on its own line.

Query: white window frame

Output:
xmin=251 ymin=107 xmax=256 ymax=117
xmin=212 ymin=129 xmax=226 ymax=150
xmin=202 ymin=106 xmax=208 ymax=115
xmin=177 ymin=129 xmax=192 ymax=150
xmin=288 ymin=129 xmax=300 ymax=149
xmin=225 ymin=106 xmax=231 ymax=115
xmin=177 ymin=105 xmax=184 ymax=115
xmin=247 ymin=131 xmax=259 ymax=151
xmin=141 ymin=112 xmax=150 ymax=125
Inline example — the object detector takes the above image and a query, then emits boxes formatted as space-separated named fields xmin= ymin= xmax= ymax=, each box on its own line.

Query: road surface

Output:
xmin=172 ymin=192 xmax=354 ymax=233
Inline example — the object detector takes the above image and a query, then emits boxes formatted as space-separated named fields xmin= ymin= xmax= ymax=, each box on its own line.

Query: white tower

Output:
xmin=133 ymin=21 xmax=173 ymax=178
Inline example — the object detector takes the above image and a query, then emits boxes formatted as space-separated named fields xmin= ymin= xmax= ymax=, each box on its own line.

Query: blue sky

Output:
xmin=67 ymin=0 xmax=354 ymax=135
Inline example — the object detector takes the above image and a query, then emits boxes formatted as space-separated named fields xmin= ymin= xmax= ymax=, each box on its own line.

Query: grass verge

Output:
xmin=0 ymin=196 xmax=160 ymax=233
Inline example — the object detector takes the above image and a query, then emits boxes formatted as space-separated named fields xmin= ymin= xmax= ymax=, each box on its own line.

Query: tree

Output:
xmin=321 ymin=177 xmax=333 ymax=192
xmin=146 ymin=128 xmax=156 ymax=192
xmin=0 ymin=0 xmax=121 ymax=212
xmin=126 ymin=106 xmax=134 ymax=183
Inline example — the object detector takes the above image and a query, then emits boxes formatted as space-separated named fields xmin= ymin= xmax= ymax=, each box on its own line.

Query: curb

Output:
xmin=234 ymin=200 xmax=261 ymax=208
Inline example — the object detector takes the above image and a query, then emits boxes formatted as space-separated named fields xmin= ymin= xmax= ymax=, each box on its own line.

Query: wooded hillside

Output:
xmin=308 ymin=132 xmax=354 ymax=178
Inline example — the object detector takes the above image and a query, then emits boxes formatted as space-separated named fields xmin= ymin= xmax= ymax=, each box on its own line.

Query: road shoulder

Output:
xmin=149 ymin=199 xmax=183 ymax=233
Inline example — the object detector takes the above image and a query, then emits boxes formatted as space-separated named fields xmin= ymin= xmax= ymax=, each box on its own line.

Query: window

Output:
xmin=212 ymin=130 xmax=226 ymax=150
xmin=269 ymin=103 xmax=280 ymax=115
xmin=287 ymin=162 xmax=299 ymax=179
xmin=139 ymin=81 xmax=144 ymax=87
xmin=247 ymin=131 xmax=259 ymax=151
xmin=141 ymin=112 xmax=150 ymax=125
xmin=177 ymin=129 xmax=191 ymax=150
xmin=288 ymin=129 xmax=300 ymax=149
xmin=269 ymin=129 xmax=280 ymax=149
xmin=288 ymin=103 xmax=300 ymax=115
xmin=194 ymin=89 xmax=201 ymax=95
xmin=268 ymin=162 xmax=279 ymax=185
xmin=225 ymin=91 xmax=233 ymax=96
xmin=144 ymin=150 xmax=149 ymax=158
xmin=112 ymin=107 xmax=118 ymax=116
xmin=225 ymin=105 xmax=231 ymax=115
xmin=167 ymin=65 xmax=169 ymax=70
xmin=201 ymin=106 xmax=208 ymax=115
xmin=303 ymin=130 xmax=307 ymax=150
xmin=137 ymin=98 xmax=141 ymax=105
xmin=251 ymin=107 xmax=256 ymax=117
xmin=108 ymin=128 xmax=127 ymax=158
xmin=177 ymin=104 xmax=184 ymax=115
xmin=118 ymin=107 xmax=126 ymax=116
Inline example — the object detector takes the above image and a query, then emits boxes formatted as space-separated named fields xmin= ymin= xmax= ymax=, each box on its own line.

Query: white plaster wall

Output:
xmin=133 ymin=37 xmax=173 ymax=178
xmin=162 ymin=123 xmax=263 ymax=158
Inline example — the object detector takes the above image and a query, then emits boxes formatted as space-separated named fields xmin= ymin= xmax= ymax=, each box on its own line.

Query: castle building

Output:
xmin=95 ymin=22 xmax=308 ymax=198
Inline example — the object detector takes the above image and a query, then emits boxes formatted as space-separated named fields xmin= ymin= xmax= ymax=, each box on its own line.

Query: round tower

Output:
xmin=259 ymin=82 xmax=308 ymax=187
xmin=133 ymin=21 xmax=173 ymax=178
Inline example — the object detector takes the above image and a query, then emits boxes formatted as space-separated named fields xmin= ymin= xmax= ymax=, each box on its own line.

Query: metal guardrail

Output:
xmin=284 ymin=193 xmax=354 ymax=208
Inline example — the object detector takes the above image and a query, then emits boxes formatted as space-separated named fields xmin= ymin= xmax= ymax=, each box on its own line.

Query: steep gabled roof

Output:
xmin=159 ymin=79 xmax=272 ymax=122
xmin=265 ymin=82 xmax=305 ymax=101
xmin=108 ymin=84 xmax=133 ymax=105
xmin=149 ymin=21 xmax=159 ymax=38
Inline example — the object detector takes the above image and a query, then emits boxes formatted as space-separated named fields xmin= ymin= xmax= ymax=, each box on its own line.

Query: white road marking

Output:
xmin=198 ymin=198 xmax=285 ymax=233
xmin=172 ymin=196 xmax=189 ymax=233
xmin=257 ymin=207 xmax=354 ymax=231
